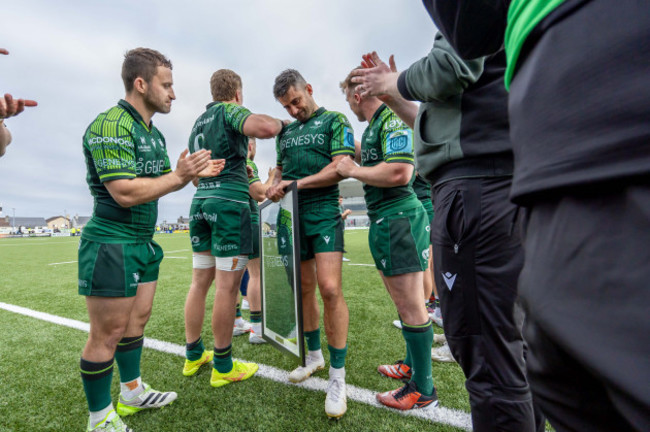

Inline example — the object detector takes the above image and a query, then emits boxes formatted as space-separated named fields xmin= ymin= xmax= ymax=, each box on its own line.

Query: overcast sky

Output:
xmin=1 ymin=0 xmax=437 ymax=223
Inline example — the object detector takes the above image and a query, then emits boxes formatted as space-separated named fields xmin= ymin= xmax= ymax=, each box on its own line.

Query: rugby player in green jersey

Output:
xmin=267 ymin=69 xmax=354 ymax=419
xmin=79 ymin=48 xmax=219 ymax=432
xmin=245 ymin=137 xmax=277 ymax=344
xmin=182 ymin=69 xmax=284 ymax=387
xmin=337 ymin=69 xmax=438 ymax=410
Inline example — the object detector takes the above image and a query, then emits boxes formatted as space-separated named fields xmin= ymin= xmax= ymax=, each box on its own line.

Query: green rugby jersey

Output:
xmin=190 ymin=102 xmax=252 ymax=202
xmin=276 ymin=107 xmax=355 ymax=208
xmin=82 ymin=99 xmax=171 ymax=243
xmin=412 ymin=173 xmax=431 ymax=202
xmin=361 ymin=104 xmax=417 ymax=213
xmin=247 ymin=158 xmax=260 ymax=224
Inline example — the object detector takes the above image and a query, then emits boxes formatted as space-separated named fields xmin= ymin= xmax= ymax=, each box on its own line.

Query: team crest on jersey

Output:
xmin=299 ymin=124 xmax=304 ymax=130
xmin=385 ymin=130 xmax=412 ymax=155
xmin=151 ymin=138 xmax=157 ymax=148
xmin=158 ymin=139 xmax=164 ymax=148
xmin=343 ymin=127 xmax=354 ymax=148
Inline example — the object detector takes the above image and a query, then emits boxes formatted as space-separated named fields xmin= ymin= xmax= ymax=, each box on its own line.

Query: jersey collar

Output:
xmin=118 ymin=99 xmax=154 ymax=132
xmin=304 ymin=106 xmax=326 ymax=123
xmin=368 ymin=103 xmax=388 ymax=127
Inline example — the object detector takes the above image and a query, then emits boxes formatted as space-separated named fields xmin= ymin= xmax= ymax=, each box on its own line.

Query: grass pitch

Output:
xmin=0 ymin=232 xmax=470 ymax=431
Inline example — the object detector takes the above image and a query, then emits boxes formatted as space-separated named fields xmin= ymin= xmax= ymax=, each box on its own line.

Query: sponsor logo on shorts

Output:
xmin=78 ymin=279 xmax=88 ymax=288
xmin=422 ymin=249 xmax=430 ymax=260
xmin=191 ymin=236 xmax=200 ymax=245
xmin=280 ymin=237 xmax=286 ymax=246
xmin=323 ymin=235 xmax=331 ymax=245
xmin=190 ymin=212 xmax=217 ymax=222
xmin=133 ymin=273 xmax=140 ymax=283
xmin=425 ymin=224 xmax=430 ymax=232
xmin=380 ymin=258 xmax=387 ymax=268
xmin=215 ymin=243 xmax=237 ymax=252
xmin=441 ymin=272 xmax=457 ymax=291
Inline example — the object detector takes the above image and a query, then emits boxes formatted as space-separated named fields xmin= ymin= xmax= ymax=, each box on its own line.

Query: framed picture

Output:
xmin=259 ymin=181 xmax=304 ymax=365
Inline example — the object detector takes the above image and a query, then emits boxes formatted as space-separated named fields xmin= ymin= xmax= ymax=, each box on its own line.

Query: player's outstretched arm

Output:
xmin=243 ymin=114 xmax=285 ymax=139
xmin=352 ymin=53 xmax=418 ymax=129
xmin=105 ymin=149 xmax=212 ymax=207
xmin=294 ymin=154 xmax=350 ymax=191
xmin=337 ymin=157 xmax=413 ymax=188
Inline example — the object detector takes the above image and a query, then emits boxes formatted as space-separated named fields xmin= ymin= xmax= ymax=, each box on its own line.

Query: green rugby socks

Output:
xmin=402 ymin=321 xmax=434 ymax=396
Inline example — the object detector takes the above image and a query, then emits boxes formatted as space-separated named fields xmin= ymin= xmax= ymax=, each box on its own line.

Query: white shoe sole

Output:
xmin=288 ymin=360 xmax=325 ymax=383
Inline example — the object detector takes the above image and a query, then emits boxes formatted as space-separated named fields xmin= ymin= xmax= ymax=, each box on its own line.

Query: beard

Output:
xmin=144 ymin=89 xmax=171 ymax=114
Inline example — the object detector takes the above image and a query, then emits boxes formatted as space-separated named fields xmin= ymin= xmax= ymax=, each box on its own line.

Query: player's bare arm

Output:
xmin=105 ymin=149 xmax=212 ymax=207
xmin=295 ymin=154 xmax=351 ymax=190
xmin=337 ymin=158 xmax=413 ymax=188
xmin=242 ymin=114 xmax=284 ymax=139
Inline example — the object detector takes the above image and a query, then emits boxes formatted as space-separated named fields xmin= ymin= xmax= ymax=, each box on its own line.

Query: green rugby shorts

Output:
xmin=189 ymin=198 xmax=252 ymax=257
xmin=368 ymin=204 xmax=429 ymax=276
xmin=78 ymin=239 xmax=164 ymax=297
xmin=298 ymin=204 xmax=344 ymax=261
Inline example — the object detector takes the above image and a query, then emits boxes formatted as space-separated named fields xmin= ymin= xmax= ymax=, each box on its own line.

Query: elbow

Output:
xmin=113 ymin=193 xmax=136 ymax=208
xmin=393 ymin=172 xmax=411 ymax=186
xmin=257 ymin=121 xmax=281 ymax=139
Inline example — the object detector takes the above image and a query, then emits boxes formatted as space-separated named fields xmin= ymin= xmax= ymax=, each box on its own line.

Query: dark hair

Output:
xmin=121 ymin=48 xmax=172 ymax=92
xmin=273 ymin=69 xmax=307 ymax=99
xmin=210 ymin=69 xmax=242 ymax=102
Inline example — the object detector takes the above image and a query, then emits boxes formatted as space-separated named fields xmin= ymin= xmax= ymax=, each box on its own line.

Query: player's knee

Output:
xmin=215 ymin=255 xmax=248 ymax=271
xmin=92 ymin=325 xmax=128 ymax=351
xmin=193 ymin=253 xmax=215 ymax=269
xmin=319 ymin=284 xmax=342 ymax=305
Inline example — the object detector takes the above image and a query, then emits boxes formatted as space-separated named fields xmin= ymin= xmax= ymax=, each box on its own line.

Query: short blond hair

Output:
xmin=210 ymin=69 xmax=242 ymax=102
xmin=340 ymin=66 xmax=363 ymax=94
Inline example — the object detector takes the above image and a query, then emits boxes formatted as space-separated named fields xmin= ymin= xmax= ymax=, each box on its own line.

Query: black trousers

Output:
xmin=432 ymin=177 xmax=538 ymax=432
xmin=519 ymin=183 xmax=650 ymax=432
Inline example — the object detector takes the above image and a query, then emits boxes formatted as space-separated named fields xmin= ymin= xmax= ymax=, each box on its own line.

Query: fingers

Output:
xmin=24 ymin=100 xmax=38 ymax=107
xmin=389 ymin=55 xmax=397 ymax=72
xmin=0 ymin=48 xmax=8 ymax=55
xmin=179 ymin=148 xmax=189 ymax=159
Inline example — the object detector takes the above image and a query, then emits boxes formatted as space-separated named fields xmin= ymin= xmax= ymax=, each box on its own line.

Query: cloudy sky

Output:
xmin=1 ymin=0 xmax=437 ymax=223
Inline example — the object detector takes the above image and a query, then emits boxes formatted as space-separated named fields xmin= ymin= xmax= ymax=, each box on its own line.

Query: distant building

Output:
xmin=71 ymin=215 xmax=91 ymax=228
xmin=46 ymin=215 xmax=71 ymax=230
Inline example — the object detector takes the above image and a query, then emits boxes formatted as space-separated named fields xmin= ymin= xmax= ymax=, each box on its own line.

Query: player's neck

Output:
xmin=361 ymin=99 xmax=383 ymax=123
xmin=124 ymin=94 xmax=154 ymax=127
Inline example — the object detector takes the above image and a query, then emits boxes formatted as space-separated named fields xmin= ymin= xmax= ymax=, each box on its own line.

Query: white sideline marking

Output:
xmin=0 ymin=240 xmax=77 ymax=246
xmin=48 ymin=260 xmax=78 ymax=266
xmin=164 ymin=249 xmax=189 ymax=254
xmin=347 ymin=263 xmax=375 ymax=267
xmin=0 ymin=301 xmax=472 ymax=431
xmin=163 ymin=257 xmax=188 ymax=260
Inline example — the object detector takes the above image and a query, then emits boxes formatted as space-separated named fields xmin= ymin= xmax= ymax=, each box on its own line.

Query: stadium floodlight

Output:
xmin=259 ymin=182 xmax=305 ymax=366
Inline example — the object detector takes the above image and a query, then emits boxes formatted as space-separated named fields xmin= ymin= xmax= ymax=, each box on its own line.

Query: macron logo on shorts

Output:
xmin=323 ymin=235 xmax=331 ymax=245
xmin=442 ymin=272 xmax=457 ymax=291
